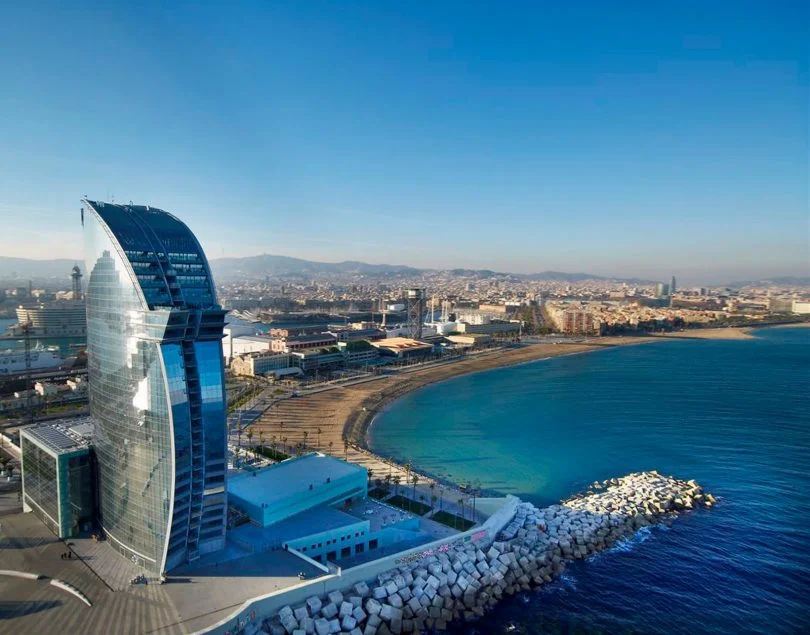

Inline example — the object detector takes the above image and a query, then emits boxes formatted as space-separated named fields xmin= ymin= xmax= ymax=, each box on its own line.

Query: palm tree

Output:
xmin=367 ymin=468 xmax=374 ymax=484
xmin=438 ymin=486 xmax=444 ymax=511
xmin=271 ymin=435 xmax=277 ymax=459
xmin=316 ymin=427 xmax=322 ymax=450
xmin=302 ymin=430 xmax=309 ymax=450
xmin=430 ymin=494 xmax=438 ymax=512
xmin=343 ymin=439 xmax=349 ymax=461
xmin=384 ymin=474 xmax=392 ymax=493
xmin=281 ymin=436 xmax=288 ymax=453
xmin=258 ymin=431 xmax=265 ymax=453
xmin=246 ymin=428 xmax=253 ymax=447
xmin=404 ymin=461 xmax=412 ymax=486
xmin=457 ymin=497 xmax=465 ymax=528
xmin=471 ymin=479 xmax=481 ymax=522
xmin=392 ymin=475 xmax=401 ymax=496
xmin=410 ymin=474 xmax=419 ymax=507
xmin=328 ymin=440 xmax=334 ymax=455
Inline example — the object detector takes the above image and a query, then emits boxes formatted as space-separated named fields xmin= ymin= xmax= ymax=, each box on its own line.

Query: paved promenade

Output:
xmin=0 ymin=489 xmax=323 ymax=635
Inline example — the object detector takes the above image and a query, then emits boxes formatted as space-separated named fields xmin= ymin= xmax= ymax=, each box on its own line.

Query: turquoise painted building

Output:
xmin=227 ymin=453 xmax=368 ymax=528
xmin=226 ymin=453 xmax=424 ymax=564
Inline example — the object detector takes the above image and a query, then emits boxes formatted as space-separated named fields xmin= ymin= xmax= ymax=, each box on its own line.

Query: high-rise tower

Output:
xmin=82 ymin=200 xmax=228 ymax=573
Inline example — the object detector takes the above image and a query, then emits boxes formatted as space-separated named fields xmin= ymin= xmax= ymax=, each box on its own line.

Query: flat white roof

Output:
xmin=228 ymin=453 xmax=366 ymax=507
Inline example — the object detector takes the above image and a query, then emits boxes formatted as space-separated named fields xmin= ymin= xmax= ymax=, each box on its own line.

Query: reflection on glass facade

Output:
xmin=21 ymin=436 xmax=60 ymax=534
xmin=82 ymin=200 xmax=227 ymax=573
xmin=20 ymin=430 xmax=96 ymax=539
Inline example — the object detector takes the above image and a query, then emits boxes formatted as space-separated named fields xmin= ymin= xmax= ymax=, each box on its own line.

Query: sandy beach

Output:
xmin=245 ymin=321 xmax=806 ymax=491
xmin=249 ymin=337 xmax=653 ymax=486
xmin=650 ymin=326 xmax=755 ymax=340
xmin=651 ymin=322 xmax=810 ymax=340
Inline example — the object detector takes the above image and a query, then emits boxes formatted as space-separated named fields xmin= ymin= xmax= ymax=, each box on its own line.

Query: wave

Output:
xmin=543 ymin=571 xmax=578 ymax=593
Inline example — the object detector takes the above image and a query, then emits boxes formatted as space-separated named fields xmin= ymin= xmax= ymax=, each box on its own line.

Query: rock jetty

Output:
xmin=251 ymin=471 xmax=713 ymax=635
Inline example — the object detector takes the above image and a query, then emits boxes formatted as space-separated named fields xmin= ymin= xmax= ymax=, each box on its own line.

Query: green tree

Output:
xmin=393 ymin=475 xmax=401 ymax=496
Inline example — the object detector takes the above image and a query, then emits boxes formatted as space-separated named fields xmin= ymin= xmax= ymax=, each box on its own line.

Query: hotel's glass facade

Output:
xmin=20 ymin=431 xmax=95 ymax=539
xmin=83 ymin=200 xmax=227 ymax=573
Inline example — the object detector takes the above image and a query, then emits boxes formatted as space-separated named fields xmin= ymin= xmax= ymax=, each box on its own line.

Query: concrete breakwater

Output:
xmin=250 ymin=472 xmax=713 ymax=635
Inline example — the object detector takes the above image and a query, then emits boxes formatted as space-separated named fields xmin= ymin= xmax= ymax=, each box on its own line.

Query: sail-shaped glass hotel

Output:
xmin=82 ymin=200 xmax=227 ymax=573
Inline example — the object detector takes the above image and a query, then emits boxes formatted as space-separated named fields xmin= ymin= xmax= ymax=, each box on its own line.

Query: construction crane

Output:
xmin=22 ymin=320 xmax=34 ymax=425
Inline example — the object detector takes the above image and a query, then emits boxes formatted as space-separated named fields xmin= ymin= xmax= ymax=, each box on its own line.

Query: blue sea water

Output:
xmin=370 ymin=327 xmax=810 ymax=634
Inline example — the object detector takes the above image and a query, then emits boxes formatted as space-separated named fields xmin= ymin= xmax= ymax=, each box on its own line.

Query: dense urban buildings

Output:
xmin=82 ymin=200 xmax=228 ymax=573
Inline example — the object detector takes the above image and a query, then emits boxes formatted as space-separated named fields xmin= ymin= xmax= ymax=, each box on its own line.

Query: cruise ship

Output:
xmin=8 ymin=265 xmax=87 ymax=338
xmin=0 ymin=346 xmax=63 ymax=375
xmin=11 ymin=303 xmax=86 ymax=337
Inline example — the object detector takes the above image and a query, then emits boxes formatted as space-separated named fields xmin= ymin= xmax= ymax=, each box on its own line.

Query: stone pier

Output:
xmin=241 ymin=471 xmax=714 ymax=635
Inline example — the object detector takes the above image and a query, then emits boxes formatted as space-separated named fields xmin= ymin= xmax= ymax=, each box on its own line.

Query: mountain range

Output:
xmin=2 ymin=255 xmax=805 ymax=287
xmin=0 ymin=254 xmax=634 ymax=283
xmin=0 ymin=257 xmax=80 ymax=280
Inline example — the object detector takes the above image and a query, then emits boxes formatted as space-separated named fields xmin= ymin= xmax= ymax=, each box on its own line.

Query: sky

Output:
xmin=0 ymin=1 xmax=807 ymax=284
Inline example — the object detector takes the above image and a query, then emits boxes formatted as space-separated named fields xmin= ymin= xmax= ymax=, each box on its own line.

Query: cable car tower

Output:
xmin=406 ymin=288 xmax=425 ymax=340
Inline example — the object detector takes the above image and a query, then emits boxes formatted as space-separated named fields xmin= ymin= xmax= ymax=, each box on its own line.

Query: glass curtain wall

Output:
xmin=83 ymin=200 xmax=227 ymax=573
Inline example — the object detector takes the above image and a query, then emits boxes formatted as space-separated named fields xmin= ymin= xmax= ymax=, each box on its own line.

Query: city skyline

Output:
xmin=0 ymin=2 xmax=807 ymax=282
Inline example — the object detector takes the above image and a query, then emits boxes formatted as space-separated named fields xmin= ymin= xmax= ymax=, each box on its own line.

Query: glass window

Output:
xmin=84 ymin=202 xmax=227 ymax=573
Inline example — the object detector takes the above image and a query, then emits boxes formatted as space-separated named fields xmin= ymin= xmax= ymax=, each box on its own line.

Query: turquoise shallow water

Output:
xmin=370 ymin=327 xmax=810 ymax=634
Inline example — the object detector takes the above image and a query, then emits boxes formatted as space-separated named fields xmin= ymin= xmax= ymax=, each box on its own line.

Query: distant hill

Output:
xmin=524 ymin=270 xmax=619 ymax=282
xmin=441 ymin=268 xmax=641 ymax=282
xmin=209 ymin=256 xmax=653 ymax=283
xmin=11 ymin=254 xmax=802 ymax=287
xmin=726 ymin=276 xmax=810 ymax=288
xmin=0 ymin=256 xmax=80 ymax=280
xmin=210 ymin=254 xmax=422 ymax=280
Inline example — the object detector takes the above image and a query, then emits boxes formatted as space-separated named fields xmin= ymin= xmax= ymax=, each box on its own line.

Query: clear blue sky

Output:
xmin=0 ymin=1 xmax=807 ymax=284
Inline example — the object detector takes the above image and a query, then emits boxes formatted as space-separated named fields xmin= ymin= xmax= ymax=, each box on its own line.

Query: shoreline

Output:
xmin=346 ymin=325 xmax=764 ymax=449
xmin=361 ymin=345 xmax=626 ymax=445
xmin=343 ymin=337 xmax=655 ymax=450
xmin=250 ymin=324 xmax=778 ymax=495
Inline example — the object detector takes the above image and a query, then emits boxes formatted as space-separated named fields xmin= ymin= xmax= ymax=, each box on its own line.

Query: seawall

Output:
xmin=211 ymin=471 xmax=713 ymax=635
